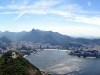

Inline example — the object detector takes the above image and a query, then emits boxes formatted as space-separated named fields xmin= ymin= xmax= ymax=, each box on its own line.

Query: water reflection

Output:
xmin=26 ymin=49 xmax=100 ymax=75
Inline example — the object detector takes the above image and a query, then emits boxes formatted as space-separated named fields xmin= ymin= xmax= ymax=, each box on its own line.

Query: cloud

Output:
xmin=11 ymin=0 xmax=30 ymax=5
xmin=0 ymin=11 xmax=20 ymax=14
xmin=42 ymin=25 xmax=100 ymax=37
xmin=0 ymin=6 xmax=3 ymax=9
xmin=0 ymin=0 xmax=100 ymax=27
xmin=33 ymin=0 xmax=61 ymax=8
xmin=88 ymin=1 xmax=91 ymax=6
xmin=74 ymin=16 xmax=100 ymax=26
xmin=14 ymin=11 xmax=27 ymax=20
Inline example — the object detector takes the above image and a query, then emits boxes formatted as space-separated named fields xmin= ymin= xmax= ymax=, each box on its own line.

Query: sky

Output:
xmin=0 ymin=0 xmax=100 ymax=37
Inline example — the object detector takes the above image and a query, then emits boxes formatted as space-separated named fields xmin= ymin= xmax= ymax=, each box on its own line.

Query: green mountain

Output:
xmin=0 ymin=31 xmax=26 ymax=40
xmin=0 ymin=51 xmax=47 ymax=75
xmin=0 ymin=28 xmax=100 ymax=46
xmin=19 ymin=28 xmax=73 ymax=45
xmin=0 ymin=36 xmax=12 ymax=50
xmin=0 ymin=36 xmax=12 ymax=43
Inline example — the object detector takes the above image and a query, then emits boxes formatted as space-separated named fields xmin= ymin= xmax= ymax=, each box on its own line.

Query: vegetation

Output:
xmin=0 ymin=36 xmax=12 ymax=43
xmin=41 ymin=35 xmax=59 ymax=45
xmin=0 ymin=36 xmax=12 ymax=50
xmin=0 ymin=51 xmax=42 ymax=75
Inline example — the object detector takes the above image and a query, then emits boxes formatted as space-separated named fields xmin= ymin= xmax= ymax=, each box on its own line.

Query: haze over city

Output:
xmin=0 ymin=0 xmax=100 ymax=37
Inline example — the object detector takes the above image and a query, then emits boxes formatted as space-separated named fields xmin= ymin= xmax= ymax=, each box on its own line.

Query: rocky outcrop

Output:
xmin=0 ymin=50 xmax=49 ymax=75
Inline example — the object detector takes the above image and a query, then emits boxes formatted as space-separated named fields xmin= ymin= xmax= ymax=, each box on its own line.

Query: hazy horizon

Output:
xmin=0 ymin=0 xmax=100 ymax=37
xmin=0 ymin=28 xmax=100 ymax=38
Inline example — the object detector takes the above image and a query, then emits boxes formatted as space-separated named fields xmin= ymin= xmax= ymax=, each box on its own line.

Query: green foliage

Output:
xmin=41 ymin=35 xmax=58 ymax=45
xmin=0 ymin=51 xmax=42 ymax=75
xmin=0 ymin=36 xmax=12 ymax=43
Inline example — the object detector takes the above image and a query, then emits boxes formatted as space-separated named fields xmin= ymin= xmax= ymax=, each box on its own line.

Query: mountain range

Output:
xmin=0 ymin=28 xmax=100 ymax=45
xmin=0 ymin=28 xmax=73 ymax=45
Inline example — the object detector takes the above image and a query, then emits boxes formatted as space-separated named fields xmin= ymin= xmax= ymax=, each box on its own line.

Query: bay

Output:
xmin=26 ymin=49 xmax=100 ymax=75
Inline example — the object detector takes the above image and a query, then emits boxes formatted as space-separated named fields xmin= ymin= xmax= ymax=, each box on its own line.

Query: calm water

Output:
xmin=26 ymin=49 xmax=100 ymax=75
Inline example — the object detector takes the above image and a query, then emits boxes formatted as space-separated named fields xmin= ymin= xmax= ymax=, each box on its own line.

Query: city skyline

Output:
xmin=0 ymin=0 xmax=100 ymax=37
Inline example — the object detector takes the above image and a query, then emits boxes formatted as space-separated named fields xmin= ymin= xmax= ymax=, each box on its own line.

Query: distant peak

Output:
xmin=5 ymin=31 xmax=9 ymax=32
xmin=32 ymin=28 xmax=34 ymax=31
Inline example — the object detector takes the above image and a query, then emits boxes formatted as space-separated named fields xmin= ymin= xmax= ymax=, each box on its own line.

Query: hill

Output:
xmin=0 ymin=31 xmax=26 ymax=40
xmin=0 ymin=28 xmax=100 ymax=47
xmin=0 ymin=36 xmax=12 ymax=43
xmin=19 ymin=28 xmax=73 ymax=45
xmin=0 ymin=29 xmax=73 ymax=44
xmin=0 ymin=51 xmax=48 ymax=75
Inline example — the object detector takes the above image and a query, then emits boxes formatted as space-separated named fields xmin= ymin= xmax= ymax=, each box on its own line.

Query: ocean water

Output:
xmin=26 ymin=49 xmax=100 ymax=75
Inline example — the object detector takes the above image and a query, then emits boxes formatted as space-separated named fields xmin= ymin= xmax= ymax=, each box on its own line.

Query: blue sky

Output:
xmin=0 ymin=0 xmax=100 ymax=37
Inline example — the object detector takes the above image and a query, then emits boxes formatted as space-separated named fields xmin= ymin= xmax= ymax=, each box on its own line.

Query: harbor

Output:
xmin=26 ymin=49 xmax=100 ymax=75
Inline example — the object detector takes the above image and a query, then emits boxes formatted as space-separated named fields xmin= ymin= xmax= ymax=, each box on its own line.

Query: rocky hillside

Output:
xmin=0 ymin=51 xmax=49 ymax=75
